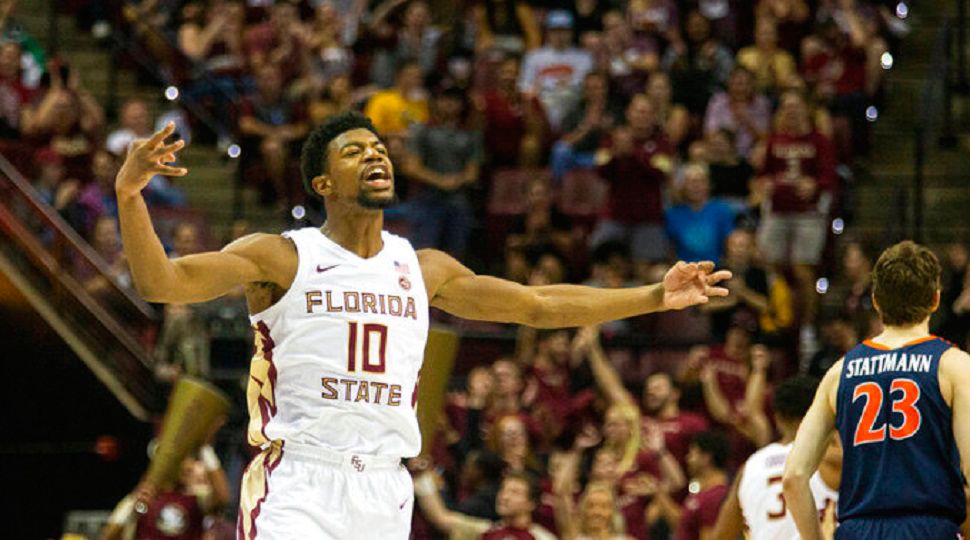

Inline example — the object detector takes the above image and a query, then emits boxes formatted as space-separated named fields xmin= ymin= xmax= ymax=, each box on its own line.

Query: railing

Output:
xmin=911 ymin=16 xmax=957 ymax=243
xmin=0 ymin=153 xmax=160 ymax=419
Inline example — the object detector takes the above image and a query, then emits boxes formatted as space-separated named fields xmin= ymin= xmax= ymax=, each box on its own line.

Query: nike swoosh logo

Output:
xmin=399 ymin=499 xmax=408 ymax=509
xmin=316 ymin=264 xmax=340 ymax=273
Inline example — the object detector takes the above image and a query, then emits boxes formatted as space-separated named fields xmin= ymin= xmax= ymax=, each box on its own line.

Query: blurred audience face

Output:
xmin=492 ymin=359 xmax=523 ymax=398
xmin=497 ymin=58 xmax=520 ymax=90
xmin=526 ymin=180 xmax=551 ymax=208
xmin=92 ymin=216 xmax=120 ymax=255
xmin=754 ymin=19 xmax=779 ymax=50
xmin=843 ymin=243 xmax=871 ymax=282
xmin=0 ymin=42 xmax=20 ymax=79
xmin=682 ymin=164 xmax=711 ymax=206
xmin=50 ymin=92 xmax=80 ymax=134
xmin=270 ymin=2 xmax=299 ymax=32
xmin=172 ymin=223 xmax=201 ymax=256
xmin=603 ymin=405 xmax=633 ymax=446
xmin=645 ymin=72 xmax=672 ymax=106
xmin=724 ymin=229 xmax=756 ymax=265
xmin=643 ymin=372 xmax=676 ymax=414
xmin=495 ymin=476 xmax=534 ymax=518
xmin=538 ymin=330 xmax=570 ymax=363
xmin=724 ymin=325 xmax=752 ymax=358
xmin=625 ymin=94 xmax=656 ymax=133
xmin=580 ymin=486 xmax=615 ymax=533
xmin=685 ymin=10 xmax=712 ymax=44
xmin=705 ymin=129 xmax=735 ymax=162
xmin=396 ymin=63 xmax=423 ymax=93
xmin=548 ymin=28 xmax=573 ymax=50
xmin=121 ymin=99 xmax=151 ymax=135
xmin=590 ymin=448 xmax=619 ymax=483
xmin=778 ymin=91 xmax=809 ymax=133
xmin=602 ymin=11 xmax=629 ymax=47
xmin=496 ymin=416 xmax=528 ymax=454
xmin=727 ymin=68 xmax=755 ymax=101
xmin=531 ymin=253 xmax=566 ymax=284
xmin=404 ymin=1 xmax=431 ymax=29
xmin=433 ymin=93 xmax=464 ymax=122
xmin=583 ymin=72 xmax=608 ymax=102
xmin=947 ymin=243 xmax=969 ymax=271
xmin=256 ymin=65 xmax=284 ymax=100
xmin=685 ymin=442 xmax=710 ymax=477
xmin=92 ymin=150 xmax=119 ymax=188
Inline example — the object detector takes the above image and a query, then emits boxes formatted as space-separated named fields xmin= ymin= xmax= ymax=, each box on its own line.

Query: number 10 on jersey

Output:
xmin=347 ymin=322 xmax=388 ymax=373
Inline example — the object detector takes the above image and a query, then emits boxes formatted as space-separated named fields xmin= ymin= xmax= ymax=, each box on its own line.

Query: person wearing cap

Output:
xmin=519 ymin=9 xmax=593 ymax=130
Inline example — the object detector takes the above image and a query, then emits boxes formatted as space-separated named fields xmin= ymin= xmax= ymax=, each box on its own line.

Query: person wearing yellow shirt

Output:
xmin=363 ymin=60 xmax=430 ymax=135
xmin=736 ymin=19 xmax=796 ymax=95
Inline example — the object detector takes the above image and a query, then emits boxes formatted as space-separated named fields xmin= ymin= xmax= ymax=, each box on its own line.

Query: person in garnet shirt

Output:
xmin=756 ymin=89 xmax=836 ymax=344
xmin=640 ymin=372 xmax=709 ymax=470
xmin=414 ymin=469 xmax=557 ymax=540
xmin=477 ymin=55 xmax=549 ymax=167
xmin=648 ymin=430 xmax=730 ymax=540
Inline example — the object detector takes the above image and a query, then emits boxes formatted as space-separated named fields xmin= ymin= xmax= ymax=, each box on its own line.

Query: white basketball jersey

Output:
xmin=738 ymin=442 xmax=839 ymax=540
xmin=246 ymin=228 xmax=430 ymax=458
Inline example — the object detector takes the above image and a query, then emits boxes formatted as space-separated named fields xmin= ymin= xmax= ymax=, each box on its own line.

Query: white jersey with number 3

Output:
xmin=739 ymin=442 xmax=839 ymax=540
xmin=245 ymin=227 xmax=429 ymax=458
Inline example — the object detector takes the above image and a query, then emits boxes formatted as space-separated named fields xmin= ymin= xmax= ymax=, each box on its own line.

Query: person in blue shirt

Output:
xmin=665 ymin=162 xmax=735 ymax=264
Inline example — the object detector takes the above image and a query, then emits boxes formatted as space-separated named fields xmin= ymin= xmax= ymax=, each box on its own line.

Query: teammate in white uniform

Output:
xmin=712 ymin=376 xmax=841 ymax=540
xmin=114 ymin=112 xmax=732 ymax=539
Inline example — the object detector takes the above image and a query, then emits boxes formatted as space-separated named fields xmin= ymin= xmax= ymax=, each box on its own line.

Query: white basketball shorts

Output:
xmin=237 ymin=441 xmax=414 ymax=539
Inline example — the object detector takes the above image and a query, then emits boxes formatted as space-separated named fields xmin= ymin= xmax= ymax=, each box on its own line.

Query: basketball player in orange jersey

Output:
xmin=114 ymin=113 xmax=732 ymax=540
xmin=784 ymin=241 xmax=970 ymax=540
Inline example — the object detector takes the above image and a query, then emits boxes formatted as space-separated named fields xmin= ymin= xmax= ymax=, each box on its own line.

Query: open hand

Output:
xmin=115 ymin=122 xmax=187 ymax=199
xmin=661 ymin=261 xmax=731 ymax=310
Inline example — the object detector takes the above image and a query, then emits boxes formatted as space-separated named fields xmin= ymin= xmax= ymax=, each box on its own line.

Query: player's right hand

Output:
xmin=115 ymin=122 xmax=188 ymax=199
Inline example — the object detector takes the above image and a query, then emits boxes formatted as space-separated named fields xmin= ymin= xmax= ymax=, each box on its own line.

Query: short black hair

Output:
xmin=773 ymin=376 xmax=820 ymax=421
xmin=472 ymin=450 xmax=506 ymax=481
xmin=300 ymin=111 xmax=380 ymax=198
xmin=692 ymin=430 xmax=730 ymax=470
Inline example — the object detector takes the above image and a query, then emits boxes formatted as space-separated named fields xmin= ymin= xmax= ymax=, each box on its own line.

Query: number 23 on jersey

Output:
xmin=851 ymin=378 xmax=921 ymax=446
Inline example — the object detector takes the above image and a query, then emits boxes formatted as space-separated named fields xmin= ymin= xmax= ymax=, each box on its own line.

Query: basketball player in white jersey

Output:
xmin=711 ymin=376 xmax=841 ymax=540
xmin=114 ymin=113 xmax=732 ymax=539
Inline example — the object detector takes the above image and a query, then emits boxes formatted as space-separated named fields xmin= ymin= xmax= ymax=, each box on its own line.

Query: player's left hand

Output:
xmin=661 ymin=261 xmax=731 ymax=310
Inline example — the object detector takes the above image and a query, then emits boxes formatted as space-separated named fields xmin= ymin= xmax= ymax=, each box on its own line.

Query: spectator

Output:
xmin=519 ymin=10 xmax=594 ymax=130
xmin=591 ymin=94 xmax=673 ymax=268
xmin=703 ymin=66 xmax=771 ymax=160
xmin=551 ymin=71 xmax=623 ymax=184
xmin=935 ymin=243 xmax=970 ymax=350
xmin=178 ymin=0 xmax=248 ymax=140
xmin=0 ymin=0 xmax=45 ymax=88
xmin=472 ymin=0 xmax=541 ymax=54
xmin=453 ymin=450 xmax=505 ymax=521
xmin=755 ymin=0 xmax=810 ymax=54
xmin=755 ymin=89 xmax=836 ymax=352
xmin=244 ymin=1 xmax=305 ymax=84
xmin=805 ymin=312 xmax=857 ymax=378
xmin=22 ymin=62 xmax=105 ymax=181
xmin=703 ymin=128 xmax=756 ymax=220
xmin=363 ymin=60 xmax=429 ymax=136
xmin=506 ymin=179 xmax=573 ymax=262
xmin=645 ymin=71 xmax=690 ymax=150
xmin=662 ymin=9 xmax=734 ymax=116
xmin=76 ymin=149 xmax=120 ymax=237
xmin=553 ymin=477 xmax=631 ymax=540
xmin=736 ymin=18 xmax=796 ymax=96
xmin=597 ymin=10 xmax=660 ymax=99
xmin=238 ymin=63 xmax=310 ymax=206
xmin=0 ymin=40 xmax=31 ymax=139
xmin=627 ymin=0 xmax=679 ymax=39
xmin=701 ymin=229 xmax=772 ymax=340
xmin=80 ymin=215 xmax=131 ymax=296
xmin=414 ymin=469 xmax=556 ymax=539
xmin=307 ymin=74 xmax=357 ymax=126
xmin=366 ymin=0 xmax=445 ymax=87
xmin=29 ymin=146 xmax=80 ymax=230
xmin=648 ymin=430 xmax=730 ymax=540
xmin=665 ymin=162 xmax=735 ymax=264
xmin=476 ymin=54 xmax=548 ymax=167
xmin=838 ymin=240 xmax=874 ymax=330
xmin=640 ymin=371 xmax=709 ymax=470
xmin=490 ymin=414 xmax=542 ymax=474
xmin=403 ymin=87 xmax=483 ymax=257
xmin=299 ymin=2 xmax=355 ymax=87
xmin=569 ymin=0 xmax=607 ymax=38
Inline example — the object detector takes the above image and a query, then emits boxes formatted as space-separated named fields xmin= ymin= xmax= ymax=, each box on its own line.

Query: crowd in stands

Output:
xmin=9 ymin=0 xmax=970 ymax=538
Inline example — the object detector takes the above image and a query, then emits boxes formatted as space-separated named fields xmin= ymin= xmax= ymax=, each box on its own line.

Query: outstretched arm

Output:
xmin=419 ymin=250 xmax=730 ymax=329
xmin=783 ymin=360 xmax=841 ymax=540
xmin=116 ymin=123 xmax=294 ymax=304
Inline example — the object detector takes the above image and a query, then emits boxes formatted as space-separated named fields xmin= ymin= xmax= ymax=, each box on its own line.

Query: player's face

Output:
xmin=495 ymin=478 xmax=533 ymax=518
xmin=322 ymin=128 xmax=396 ymax=209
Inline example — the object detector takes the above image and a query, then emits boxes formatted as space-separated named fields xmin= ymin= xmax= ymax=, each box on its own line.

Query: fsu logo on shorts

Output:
xmin=351 ymin=455 xmax=366 ymax=472
xmin=399 ymin=276 xmax=411 ymax=290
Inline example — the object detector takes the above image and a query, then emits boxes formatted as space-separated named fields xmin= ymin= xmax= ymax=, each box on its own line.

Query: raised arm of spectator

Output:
xmin=516 ymin=326 xmax=538 ymax=367
xmin=552 ymin=451 xmax=583 ymax=540
xmin=70 ymin=70 xmax=105 ymax=136
xmin=178 ymin=11 xmax=228 ymax=61
xmin=700 ymin=364 xmax=733 ymax=425
xmin=580 ymin=326 xmax=635 ymax=407
xmin=367 ymin=0 xmax=408 ymax=33
xmin=644 ymin=421 xmax=687 ymax=492
xmin=741 ymin=345 xmax=773 ymax=447
xmin=515 ymin=2 xmax=541 ymax=51
xmin=840 ymin=2 xmax=870 ymax=49
xmin=21 ymin=87 xmax=61 ymax=136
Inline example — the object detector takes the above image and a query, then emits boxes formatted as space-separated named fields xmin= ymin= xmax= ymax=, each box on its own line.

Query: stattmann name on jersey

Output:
xmin=844 ymin=353 xmax=932 ymax=379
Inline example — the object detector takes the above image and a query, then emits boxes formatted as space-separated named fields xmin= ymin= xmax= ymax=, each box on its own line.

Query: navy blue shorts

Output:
xmin=837 ymin=516 xmax=962 ymax=539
